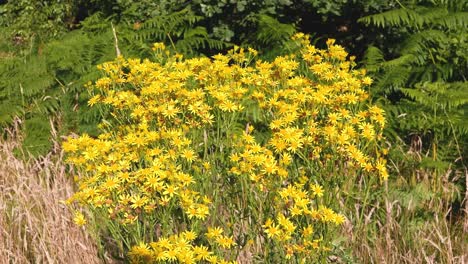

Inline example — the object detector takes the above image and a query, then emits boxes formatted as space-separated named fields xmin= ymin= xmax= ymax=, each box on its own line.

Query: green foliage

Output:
xmin=0 ymin=30 xmax=117 ymax=155
xmin=0 ymin=0 xmax=79 ymax=47
xmin=360 ymin=0 xmax=467 ymax=221
xmin=307 ymin=0 xmax=392 ymax=17
xmin=359 ymin=4 xmax=468 ymax=29
xmin=129 ymin=8 xmax=227 ymax=56
xmin=0 ymin=56 xmax=54 ymax=155
xmin=256 ymin=14 xmax=296 ymax=46
xmin=192 ymin=0 xmax=296 ymax=45
xmin=362 ymin=1 xmax=467 ymax=132
xmin=400 ymin=82 xmax=468 ymax=134
xmin=251 ymin=14 xmax=297 ymax=58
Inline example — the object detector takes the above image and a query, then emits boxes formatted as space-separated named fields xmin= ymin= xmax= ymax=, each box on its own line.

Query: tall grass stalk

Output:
xmin=0 ymin=122 xmax=101 ymax=263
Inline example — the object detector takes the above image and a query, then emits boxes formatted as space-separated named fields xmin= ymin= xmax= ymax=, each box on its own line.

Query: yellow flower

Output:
xmin=362 ymin=76 xmax=373 ymax=85
xmin=333 ymin=214 xmax=346 ymax=225
xmin=103 ymin=177 xmax=119 ymax=190
xmin=302 ymin=225 xmax=314 ymax=237
xmin=62 ymin=139 xmax=78 ymax=152
xmin=129 ymin=242 xmax=152 ymax=261
xmin=290 ymin=206 xmax=303 ymax=216
xmin=145 ymin=176 xmax=164 ymax=191
xmin=195 ymin=204 xmax=209 ymax=219
xmin=310 ymin=184 xmax=324 ymax=197
xmin=215 ymin=235 xmax=236 ymax=249
xmin=152 ymin=42 xmax=166 ymax=51
xmin=163 ymin=185 xmax=179 ymax=197
xmin=193 ymin=245 xmax=212 ymax=261
xmin=326 ymin=38 xmax=336 ymax=46
xmin=359 ymin=122 xmax=375 ymax=140
xmin=206 ymin=227 xmax=223 ymax=240
xmin=162 ymin=102 xmax=180 ymax=118
xmin=264 ymin=223 xmax=281 ymax=239
xmin=285 ymin=245 xmax=295 ymax=259
xmin=131 ymin=195 xmax=149 ymax=209
xmin=73 ymin=211 xmax=87 ymax=226
xmin=182 ymin=230 xmax=197 ymax=241
xmin=181 ymin=149 xmax=196 ymax=162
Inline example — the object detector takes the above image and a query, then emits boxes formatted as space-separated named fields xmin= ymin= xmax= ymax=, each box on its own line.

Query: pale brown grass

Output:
xmin=344 ymin=176 xmax=468 ymax=264
xmin=0 ymin=127 xmax=101 ymax=264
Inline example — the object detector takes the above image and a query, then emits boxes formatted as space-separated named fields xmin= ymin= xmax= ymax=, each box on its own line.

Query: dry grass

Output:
xmin=350 ymin=209 xmax=467 ymax=263
xmin=0 ymin=126 xmax=101 ymax=264
xmin=345 ymin=180 xmax=468 ymax=264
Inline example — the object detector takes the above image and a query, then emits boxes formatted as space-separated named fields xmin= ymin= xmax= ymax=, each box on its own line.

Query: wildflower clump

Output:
xmin=129 ymin=231 xmax=236 ymax=264
xmin=64 ymin=33 xmax=387 ymax=262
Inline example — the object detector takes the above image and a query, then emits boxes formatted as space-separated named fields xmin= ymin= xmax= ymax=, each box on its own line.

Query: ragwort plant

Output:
xmin=63 ymin=33 xmax=387 ymax=263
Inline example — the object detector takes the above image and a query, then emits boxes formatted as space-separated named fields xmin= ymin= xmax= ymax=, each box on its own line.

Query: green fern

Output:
xmin=0 ymin=29 xmax=116 ymax=156
xmin=359 ymin=5 xmax=467 ymax=30
xmin=360 ymin=0 xmax=468 ymax=174
xmin=256 ymin=14 xmax=296 ymax=46
xmin=129 ymin=8 xmax=228 ymax=55
xmin=361 ymin=46 xmax=384 ymax=73
xmin=359 ymin=7 xmax=426 ymax=28
xmin=400 ymin=82 xmax=468 ymax=135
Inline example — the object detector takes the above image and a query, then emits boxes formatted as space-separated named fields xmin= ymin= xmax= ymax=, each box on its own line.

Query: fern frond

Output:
xmin=359 ymin=8 xmax=425 ymax=28
xmin=256 ymin=14 xmax=296 ymax=46
xmin=399 ymin=29 xmax=446 ymax=59
xmin=419 ymin=7 xmax=448 ymax=21
xmin=0 ymin=27 xmax=117 ymax=156
xmin=362 ymin=46 xmax=384 ymax=73
xmin=136 ymin=8 xmax=201 ymax=41
xmin=399 ymin=81 xmax=468 ymax=136
xmin=434 ymin=12 xmax=468 ymax=30
xmin=384 ymin=54 xmax=416 ymax=69
xmin=377 ymin=65 xmax=412 ymax=90
xmin=402 ymin=82 xmax=468 ymax=109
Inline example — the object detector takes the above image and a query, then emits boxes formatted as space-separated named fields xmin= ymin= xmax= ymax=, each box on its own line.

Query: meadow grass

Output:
xmin=0 ymin=122 xmax=101 ymax=264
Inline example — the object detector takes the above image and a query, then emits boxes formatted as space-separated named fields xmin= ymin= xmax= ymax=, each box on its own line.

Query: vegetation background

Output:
xmin=0 ymin=0 xmax=466 ymax=263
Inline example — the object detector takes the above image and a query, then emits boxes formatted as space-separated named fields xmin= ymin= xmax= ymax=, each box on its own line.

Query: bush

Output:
xmin=63 ymin=34 xmax=387 ymax=262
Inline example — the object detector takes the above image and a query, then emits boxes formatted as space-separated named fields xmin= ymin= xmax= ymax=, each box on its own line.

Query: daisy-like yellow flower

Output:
xmin=73 ymin=211 xmax=87 ymax=226
xmin=311 ymin=184 xmax=324 ymax=197
xmin=206 ymin=227 xmax=224 ymax=240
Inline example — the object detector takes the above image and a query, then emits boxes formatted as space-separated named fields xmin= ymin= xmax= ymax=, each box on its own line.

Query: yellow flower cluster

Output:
xmin=64 ymin=127 xmax=211 ymax=225
xmin=129 ymin=230 xmax=236 ymax=264
xmin=64 ymin=33 xmax=387 ymax=262
xmin=221 ymin=34 xmax=386 ymax=259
